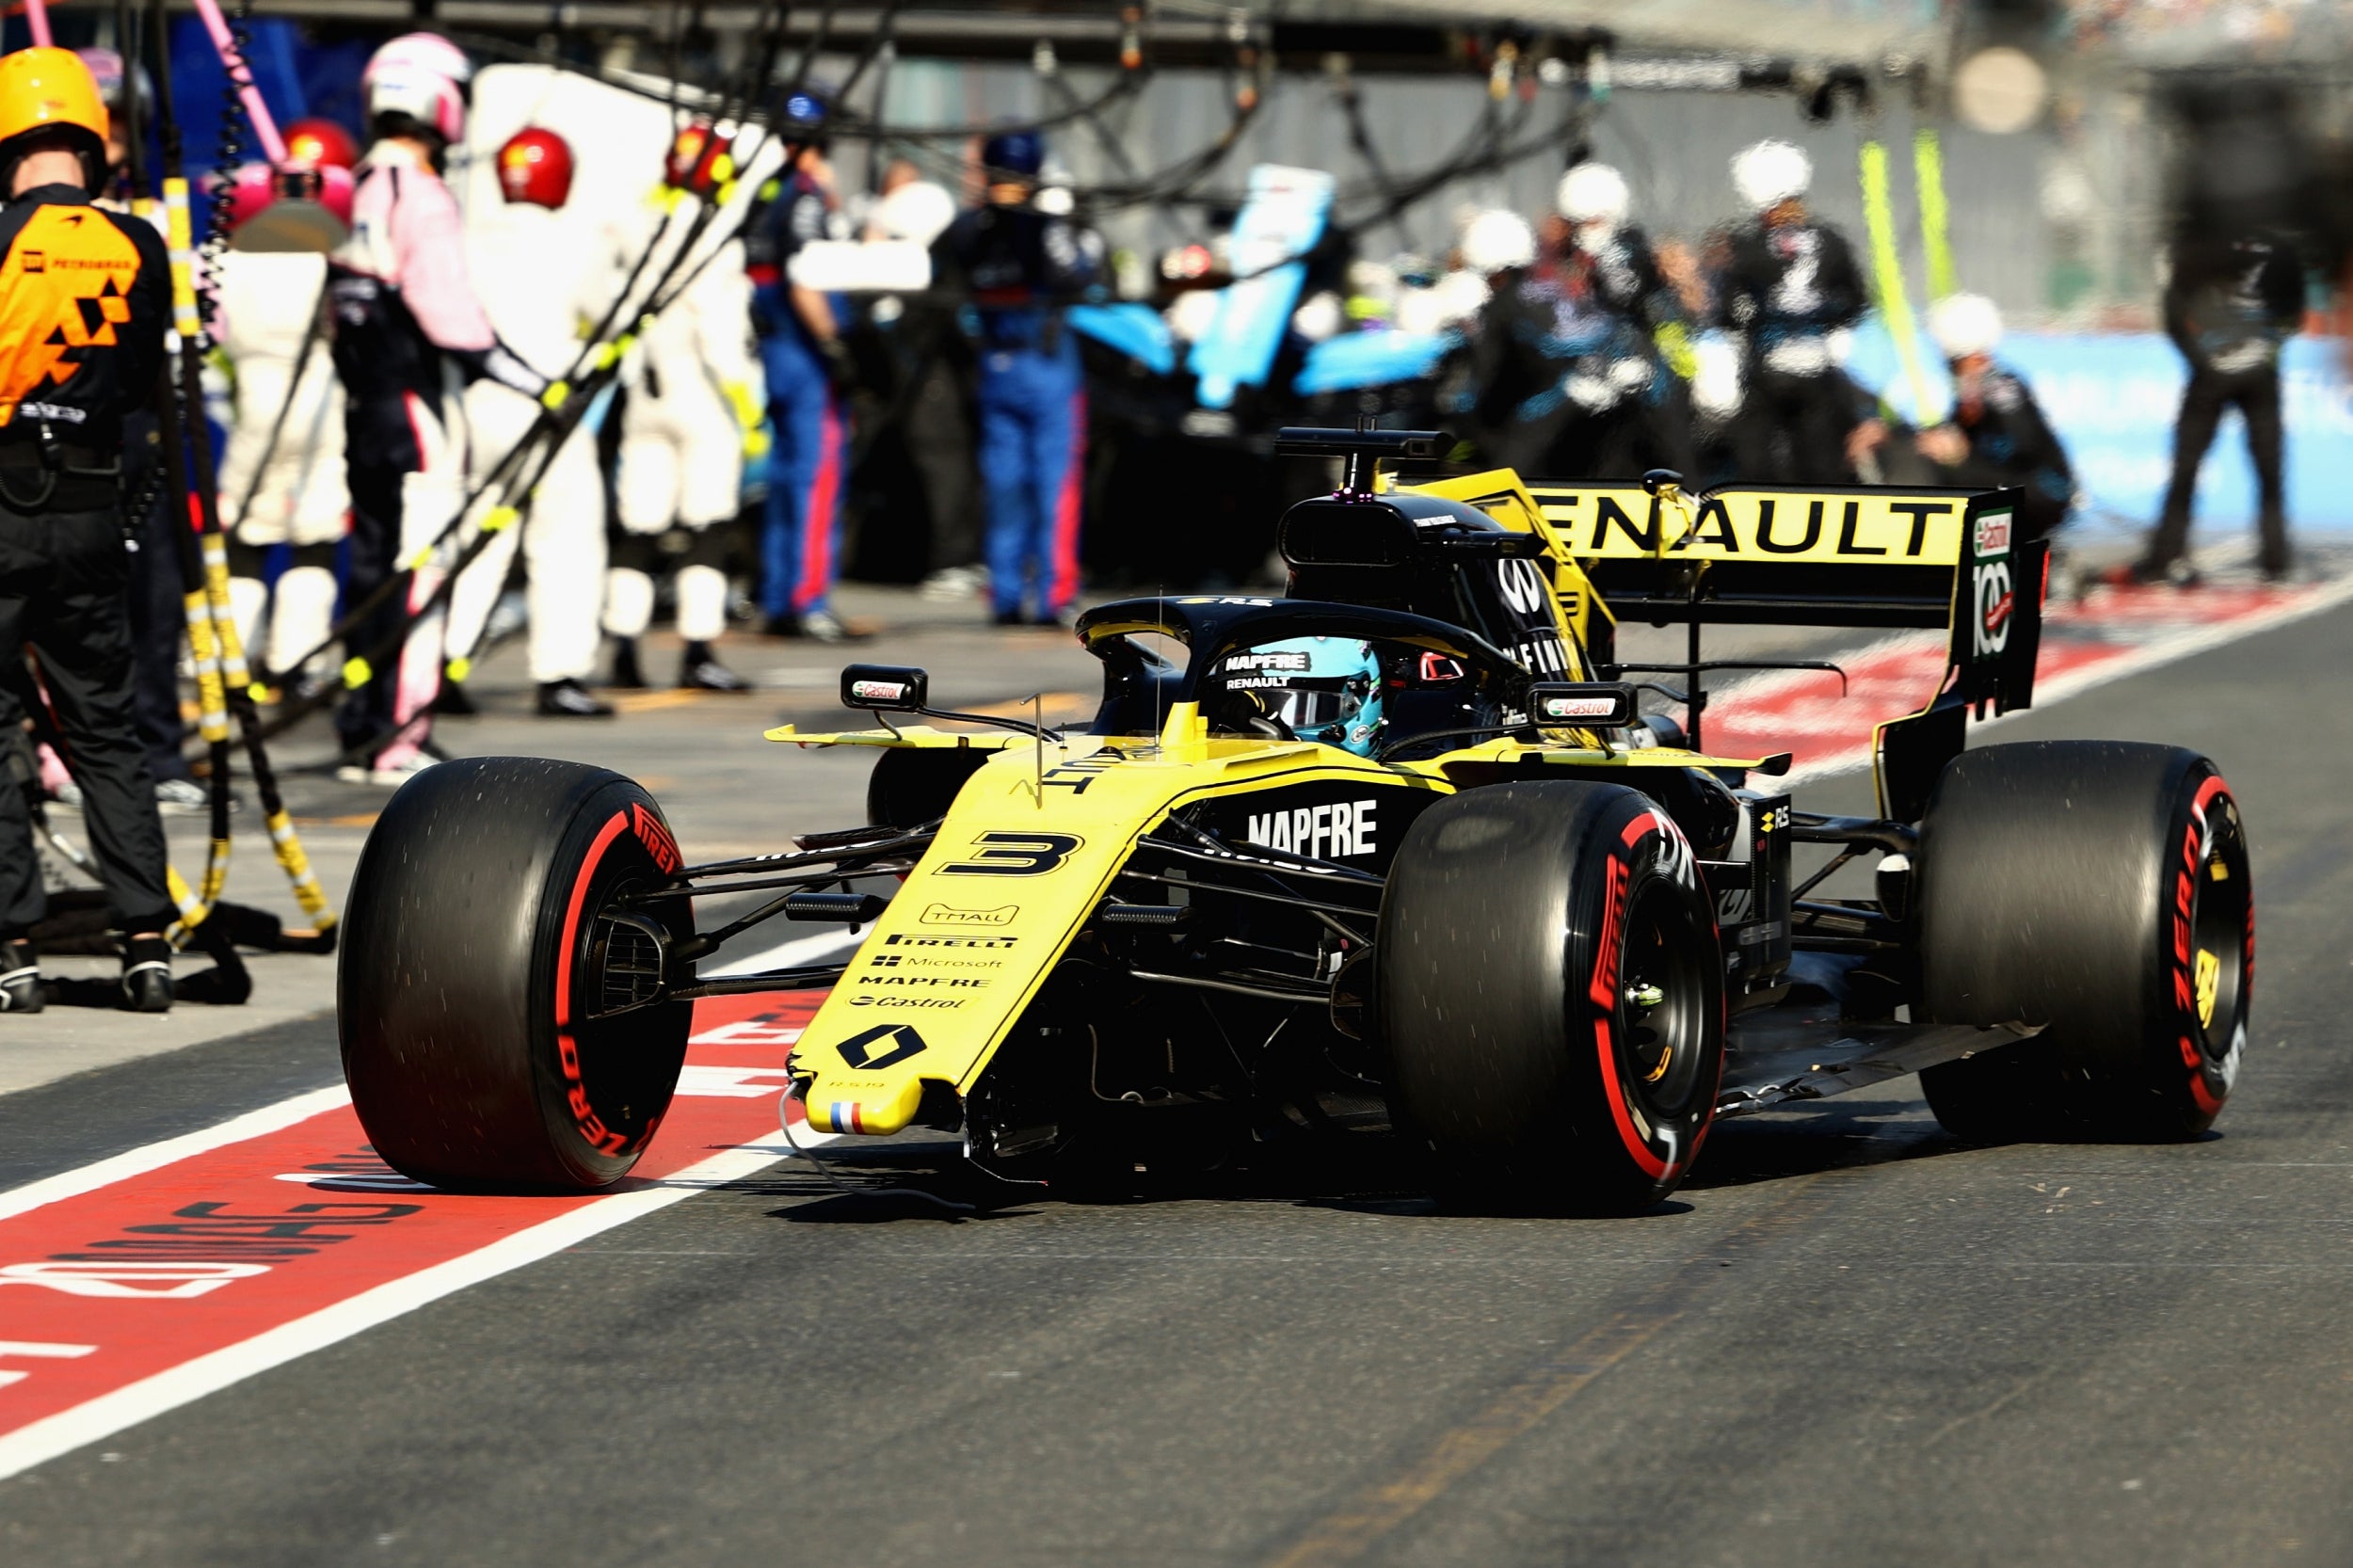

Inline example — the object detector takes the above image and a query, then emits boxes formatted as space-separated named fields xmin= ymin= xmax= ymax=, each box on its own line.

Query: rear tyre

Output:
xmin=1378 ymin=781 xmax=1724 ymax=1215
xmin=1916 ymin=741 xmax=2251 ymax=1143
xmin=340 ymin=757 xmax=696 ymax=1191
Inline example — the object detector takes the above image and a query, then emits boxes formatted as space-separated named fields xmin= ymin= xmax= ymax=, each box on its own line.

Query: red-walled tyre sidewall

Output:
xmin=1918 ymin=741 xmax=2251 ymax=1142
xmin=1378 ymin=780 xmax=1724 ymax=1215
xmin=340 ymin=757 xmax=695 ymax=1191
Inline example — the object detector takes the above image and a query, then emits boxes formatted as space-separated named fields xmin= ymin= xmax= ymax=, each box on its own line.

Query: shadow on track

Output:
xmin=742 ymin=1094 xmax=2014 ymax=1224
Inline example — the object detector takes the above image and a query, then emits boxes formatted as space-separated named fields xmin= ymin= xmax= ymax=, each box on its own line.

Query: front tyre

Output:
xmin=340 ymin=758 xmax=696 ymax=1191
xmin=1916 ymin=741 xmax=2252 ymax=1143
xmin=1378 ymin=781 xmax=1724 ymax=1215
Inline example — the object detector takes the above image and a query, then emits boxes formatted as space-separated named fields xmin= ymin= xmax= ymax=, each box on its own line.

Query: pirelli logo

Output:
xmin=1529 ymin=486 xmax=1968 ymax=567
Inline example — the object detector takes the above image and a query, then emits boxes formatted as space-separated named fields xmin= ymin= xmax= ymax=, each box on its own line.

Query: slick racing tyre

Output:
xmin=1378 ymin=781 xmax=1724 ymax=1215
xmin=341 ymin=758 xmax=696 ymax=1191
xmin=1916 ymin=741 xmax=2251 ymax=1143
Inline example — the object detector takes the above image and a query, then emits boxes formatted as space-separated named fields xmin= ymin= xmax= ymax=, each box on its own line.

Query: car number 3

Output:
xmin=938 ymin=831 xmax=1084 ymax=876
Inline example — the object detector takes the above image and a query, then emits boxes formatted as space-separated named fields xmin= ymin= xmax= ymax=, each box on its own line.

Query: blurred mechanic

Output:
xmin=1438 ymin=208 xmax=1536 ymax=460
xmin=328 ymin=33 xmax=548 ymax=783
xmin=745 ymin=92 xmax=853 ymax=641
xmin=216 ymin=162 xmax=350 ymax=704
xmin=1716 ymin=140 xmax=1867 ymax=485
xmin=865 ymin=164 xmax=982 ymax=604
xmin=449 ymin=124 xmax=613 ymax=717
xmin=936 ymin=128 xmax=1104 ymax=627
xmin=0 ymin=47 xmax=177 ymax=1013
xmin=2137 ymin=228 xmax=2306 ymax=584
xmin=608 ymin=123 xmax=766 ymax=693
xmin=1468 ymin=166 xmax=1691 ymax=480
xmin=1853 ymin=295 xmax=2074 ymax=544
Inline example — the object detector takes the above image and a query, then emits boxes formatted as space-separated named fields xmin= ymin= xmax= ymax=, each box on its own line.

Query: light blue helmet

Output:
xmin=1216 ymin=636 xmax=1385 ymax=756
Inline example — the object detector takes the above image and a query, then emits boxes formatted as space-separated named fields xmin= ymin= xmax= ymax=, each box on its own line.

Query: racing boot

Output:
xmin=537 ymin=679 xmax=616 ymax=718
xmin=0 ymin=938 xmax=42 ymax=1014
xmin=606 ymin=636 xmax=648 ymax=691
xmin=120 ymin=934 xmax=173 ymax=1014
xmin=680 ymin=643 xmax=752 ymax=693
xmin=799 ymin=608 xmax=856 ymax=644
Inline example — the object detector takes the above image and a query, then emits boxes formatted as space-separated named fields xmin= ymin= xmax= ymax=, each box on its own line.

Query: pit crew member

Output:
xmin=0 ymin=47 xmax=177 ymax=1012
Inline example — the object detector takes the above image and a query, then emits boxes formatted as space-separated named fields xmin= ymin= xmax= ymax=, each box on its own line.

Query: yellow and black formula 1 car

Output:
xmin=339 ymin=428 xmax=2252 ymax=1214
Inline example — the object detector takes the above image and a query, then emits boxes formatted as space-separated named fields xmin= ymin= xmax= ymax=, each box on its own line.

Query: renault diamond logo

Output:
xmin=835 ymin=1023 xmax=929 ymax=1071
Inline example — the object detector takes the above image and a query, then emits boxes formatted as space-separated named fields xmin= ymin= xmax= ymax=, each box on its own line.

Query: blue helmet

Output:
xmin=982 ymin=127 xmax=1046 ymax=179
xmin=780 ymin=88 xmax=830 ymax=146
xmin=1215 ymin=637 xmax=1385 ymax=757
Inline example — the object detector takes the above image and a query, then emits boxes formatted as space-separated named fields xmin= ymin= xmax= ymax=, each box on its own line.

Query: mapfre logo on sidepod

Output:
xmin=1246 ymin=799 xmax=1378 ymax=858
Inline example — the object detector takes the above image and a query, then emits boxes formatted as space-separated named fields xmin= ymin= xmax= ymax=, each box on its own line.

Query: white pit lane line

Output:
xmin=0 ymin=1086 xmax=354 ymax=1226
xmin=0 ymin=1128 xmax=840 ymax=1484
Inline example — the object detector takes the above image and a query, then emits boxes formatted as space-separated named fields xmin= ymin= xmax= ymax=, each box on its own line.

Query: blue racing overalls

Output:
xmin=937 ymin=201 xmax=1101 ymax=621
xmin=746 ymin=169 xmax=848 ymax=622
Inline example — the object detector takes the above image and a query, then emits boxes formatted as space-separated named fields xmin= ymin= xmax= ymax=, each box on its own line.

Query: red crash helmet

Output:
xmin=220 ymin=161 xmax=357 ymax=232
xmin=664 ymin=120 xmax=734 ymax=195
xmin=281 ymin=117 xmax=358 ymax=170
xmin=496 ymin=125 xmax=573 ymax=209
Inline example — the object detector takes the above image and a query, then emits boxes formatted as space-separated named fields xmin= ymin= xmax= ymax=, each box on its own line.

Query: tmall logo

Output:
xmin=920 ymin=903 xmax=1018 ymax=926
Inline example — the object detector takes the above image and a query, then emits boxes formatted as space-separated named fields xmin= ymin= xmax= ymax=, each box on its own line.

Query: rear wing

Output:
xmin=1402 ymin=470 xmax=2047 ymax=818
xmin=1519 ymin=478 xmax=2043 ymax=716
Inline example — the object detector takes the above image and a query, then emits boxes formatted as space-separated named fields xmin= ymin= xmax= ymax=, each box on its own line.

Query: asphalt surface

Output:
xmin=4 ymin=592 xmax=2352 ymax=1566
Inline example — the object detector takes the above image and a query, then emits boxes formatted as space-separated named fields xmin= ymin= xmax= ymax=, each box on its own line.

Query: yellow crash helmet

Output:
xmin=0 ymin=47 xmax=110 ymax=191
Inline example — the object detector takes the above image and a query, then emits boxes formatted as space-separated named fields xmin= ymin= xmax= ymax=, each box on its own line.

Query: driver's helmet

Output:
xmin=1215 ymin=636 xmax=1385 ymax=756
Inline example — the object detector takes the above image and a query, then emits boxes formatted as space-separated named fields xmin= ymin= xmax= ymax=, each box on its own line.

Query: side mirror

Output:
xmin=1526 ymin=681 xmax=1639 ymax=729
xmin=1641 ymin=469 xmax=1684 ymax=498
xmin=841 ymin=664 xmax=929 ymax=712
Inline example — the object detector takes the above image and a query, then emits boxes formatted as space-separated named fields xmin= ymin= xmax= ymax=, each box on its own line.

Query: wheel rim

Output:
xmin=563 ymin=863 xmax=692 ymax=1156
xmin=2187 ymin=808 xmax=2251 ymax=1064
xmin=1615 ymin=877 xmax=1710 ymax=1121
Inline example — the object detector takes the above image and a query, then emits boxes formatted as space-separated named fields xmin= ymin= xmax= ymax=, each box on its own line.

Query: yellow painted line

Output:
xmin=1261 ymin=1176 xmax=1832 ymax=1567
xmin=608 ymin=689 xmax=720 ymax=715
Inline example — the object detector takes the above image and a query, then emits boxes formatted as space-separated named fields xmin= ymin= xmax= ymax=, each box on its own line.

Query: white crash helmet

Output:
xmin=1458 ymin=208 xmax=1536 ymax=276
xmin=1928 ymin=293 xmax=2004 ymax=360
xmin=1557 ymin=163 xmax=1630 ymax=230
xmin=1290 ymin=290 xmax=1344 ymax=343
xmin=1732 ymin=138 xmax=1812 ymax=213
xmin=364 ymin=33 xmax=472 ymax=144
xmin=1167 ymin=286 xmax=1222 ymax=343
xmin=871 ymin=179 xmax=956 ymax=247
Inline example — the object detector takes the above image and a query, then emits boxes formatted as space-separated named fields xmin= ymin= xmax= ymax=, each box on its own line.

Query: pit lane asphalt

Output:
xmin=6 ymin=599 xmax=2353 ymax=1567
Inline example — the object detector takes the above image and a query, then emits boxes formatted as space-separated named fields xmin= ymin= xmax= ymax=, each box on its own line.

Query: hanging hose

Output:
xmin=247 ymin=1 xmax=910 ymax=761
xmin=1914 ymin=127 xmax=1958 ymax=303
xmin=1859 ymin=138 xmax=1936 ymax=427
xmin=142 ymin=0 xmax=338 ymax=949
